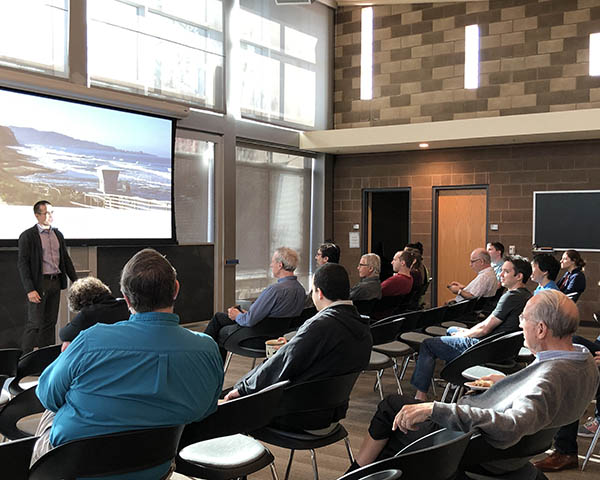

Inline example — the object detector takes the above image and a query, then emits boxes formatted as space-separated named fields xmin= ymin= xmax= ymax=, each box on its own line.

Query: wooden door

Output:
xmin=436 ymin=189 xmax=487 ymax=305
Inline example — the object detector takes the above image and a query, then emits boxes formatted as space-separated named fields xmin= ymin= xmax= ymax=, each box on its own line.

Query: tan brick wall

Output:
xmin=332 ymin=140 xmax=600 ymax=323
xmin=334 ymin=0 xmax=600 ymax=128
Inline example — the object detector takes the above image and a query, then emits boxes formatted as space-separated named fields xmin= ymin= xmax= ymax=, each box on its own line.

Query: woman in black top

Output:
xmin=557 ymin=249 xmax=586 ymax=302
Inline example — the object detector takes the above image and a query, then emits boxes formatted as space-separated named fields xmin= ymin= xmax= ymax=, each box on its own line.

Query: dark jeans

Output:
xmin=22 ymin=276 xmax=61 ymax=353
xmin=204 ymin=312 xmax=242 ymax=362
xmin=553 ymin=335 xmax=600 ymax=455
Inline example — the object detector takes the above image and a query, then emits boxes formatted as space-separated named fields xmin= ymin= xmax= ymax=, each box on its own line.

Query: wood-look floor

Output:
xmin=174 ymin=324 xmax=600 ymax=480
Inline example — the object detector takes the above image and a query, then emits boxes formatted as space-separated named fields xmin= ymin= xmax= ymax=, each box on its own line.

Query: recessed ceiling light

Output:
xmin=419 ymin=143 xmax=429 ymax=148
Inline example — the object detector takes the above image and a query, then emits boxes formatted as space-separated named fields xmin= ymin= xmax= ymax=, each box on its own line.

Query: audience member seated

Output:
xmin=348 ymin=290 xmax=599 ymax=476
xmin=533 ymin=330 xmax=600 ymax=471
xmin=223 ymin=263 xmax=372 ymax=430
xmin=405 ymin=241 xmax=430 ymax=306
xmin=32 ymin=248 xmax=224 ymax=479
xmin=59 ymin=276 xmax=130 ymax=351
xmin=557 ymin=249 xmax=586 ymax=302
xmin=412 ymin=255 xmax=532 ymax=401
xmin=350 ymin=253 xmax=382 ymax=302
xmin=205 ymin=247 xmax=306 ymax=361
xmin=447 ymin=248 xmax=498 ymax=302
xmin=315 ymin=242 xmax=340 ymax=265
xmin=530 ymin=253 xmax=560 ymax=295
xmin=381 ymin=250 xmax=414 ymax=298
xmin=487 ymin=241 xmax=505 ymax=281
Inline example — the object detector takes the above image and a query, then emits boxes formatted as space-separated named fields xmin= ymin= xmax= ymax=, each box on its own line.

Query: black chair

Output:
xmin=0 ymin=386 xmax=44 ymax=440
xmin=8 ymin=344 xmax=61 ymax=395
xmin=221 ymin=316 xmax=295 ymax=372
xmin=338 ymin=428 xmax=473 ymax=480
xmin=0 ymin=436 xmax=38 ymax=480
xmin=28 ymin=424 xmax=184 ymax=480
xmin=354 ymin=299 xmax=379 ymax=316
xmin=399 ymin=305 xmax=448 ymax=353
xmin=339 ymin=469 xmax=402 ymax=480
xmin=252 ymin=372 xmax=361 ymax=480
xmin=176 ymin=380 xmax=289 ymax=480
xmin=439 ymin=331 xmax=524 ymax=402
xmin=0 ymin=348 xmax=22 ymax=406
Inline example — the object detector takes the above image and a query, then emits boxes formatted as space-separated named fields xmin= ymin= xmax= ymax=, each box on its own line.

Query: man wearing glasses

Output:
xmin=447 ymin=247 xmax=498 ymax=302
xmin=18 ymin=200 xmax=77 ymax=353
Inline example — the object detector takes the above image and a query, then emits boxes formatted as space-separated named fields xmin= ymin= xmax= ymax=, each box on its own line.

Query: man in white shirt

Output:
xmin=447 ymin=248 xmax=498 ymax=302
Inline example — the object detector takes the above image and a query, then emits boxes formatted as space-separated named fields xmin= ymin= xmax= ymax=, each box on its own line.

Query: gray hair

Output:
xmin=273 ymin=247 xmax=299 ymax=272
xmin=529 ymin=290 xmax=579 ymax=338
xmin=362 ymin=253 xmax=381 ymax=275
xmin=473 ymin=248 xmax=491 ymax=265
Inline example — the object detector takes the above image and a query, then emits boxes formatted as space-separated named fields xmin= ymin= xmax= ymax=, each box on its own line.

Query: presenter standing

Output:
xmin=18 ymin=201 xmax=77 ymax=353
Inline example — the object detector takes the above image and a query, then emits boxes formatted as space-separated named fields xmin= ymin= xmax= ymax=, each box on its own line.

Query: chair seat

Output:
xmin=400 ymin=332 xmax=433 ymax=351
xmin=373 ymin=341 xmax=413 ymax=357
xmin=16 ymin=412 xmax=42 ymax=436
xmin=369 ymin=351 xmax=394 ymax=369
xmin=462 ymin=366 xmax=504 ymax=381
xmin=424 ymin=326 xmax=448 ymax=336
xmin=253 ymin=423 xmax=349 ymax=450
xmin=441 ymin=321 xmax=467 ymax=329
xmin=0 ymin=388 xmax=10 ymax=406
xmin=179 ymin=434 xmax=269 ymax=468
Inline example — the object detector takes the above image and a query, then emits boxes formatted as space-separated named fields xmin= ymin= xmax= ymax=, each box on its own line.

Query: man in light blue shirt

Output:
xmin=205 ymin=247 xmax=306 ymax=361
xmin=33 ymin=248 xmax=224 ymax=479
xmin=531 ymin=253 xmax=561 ymax=295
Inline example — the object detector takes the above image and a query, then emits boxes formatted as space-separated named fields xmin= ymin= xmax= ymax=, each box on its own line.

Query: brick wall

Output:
xmin=335 ymin=0 xmax=600 ymax=128
xmin=333 ymin=140 xmax=600 ymax=323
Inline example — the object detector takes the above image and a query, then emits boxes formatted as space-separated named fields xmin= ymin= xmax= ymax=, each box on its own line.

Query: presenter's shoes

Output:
xmin=533 ymin=452 xmax=578 ymax=472
xmin=578 ymin=416 xmax=599 ymax=438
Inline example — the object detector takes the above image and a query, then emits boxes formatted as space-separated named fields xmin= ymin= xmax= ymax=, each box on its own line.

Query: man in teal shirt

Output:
xmin=33 ymin=248 xmax=224 ymax=479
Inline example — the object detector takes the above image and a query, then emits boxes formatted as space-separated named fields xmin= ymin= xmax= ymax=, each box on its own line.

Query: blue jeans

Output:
xmin=410 ymin=328 xmax=480 ymax=393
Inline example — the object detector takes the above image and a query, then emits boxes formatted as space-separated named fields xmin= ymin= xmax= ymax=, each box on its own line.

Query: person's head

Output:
xmin=315 ymin=242 xmax=340 ymax=266
xmin=469 ymin=248 xmax=491 ymax=272
xmin=560 ymin=249 xmax=585 ymax=272
xmin=357 ymin=253 xmax=381 ymax=279
xmin=404 ymin=247 xmax=423 ymax=270
xmin=312 ymin=263 xmax=350 ymax=310
xmin=271 ymin=247 xmax=299 ymax=277
xmin=120 ymin=248 xmax=179 ymax=313
xmin=519 ymin=290 xmax=579 ymax=354
xmin=33 ymin=200 xmax=53 ymax=227
xmin=486 ymin=242 xmax=504 ymax=262
xmin=391 ymin=250 xmax=415 ymax=274
xmin=500 ymin=255 xmax=531 ymax=290
xmin=68 ymin=276 xmax=112 ymax=312
xmin=531 ymin=254 xmax=561 ymax=284
xmin=405 ymin=242 xmax=424 ymax=255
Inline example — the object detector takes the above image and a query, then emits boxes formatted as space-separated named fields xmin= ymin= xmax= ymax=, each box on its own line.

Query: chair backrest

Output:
xmin=370 ymin=318 xmax=407 ymax=346
xmin=338 ymin=428 xmax=472 ymax=480
xmin=338 ymin=468 xmax=403 ymax=480
xmin=354 ymin=299 xmax=379 ymax=316
xmin=221 ymin=316 xmax=294 ymax=358
xmin=0 ymin=348 xmax=22 ymax=377
xmin=0 ymin=386 xmax=44 ymax=440
xmin=178 ymin=380 xmax=289 ymax=448
xmin=8 ymin=344 xmax=61 ymax=395
xmin=0 ymin=436 xmax=38 ymax=480
xmin=444 ymin=299 xmax=475 ymax=323
xmin=459 ymin=427 xmax=559 ymax=469
xmin=440 ymin=331 xmax=524 ymax=387
xmin=417 ymin=305 xmax=448 ymax=329
xmin=28 ymin=424 xmax=185 ymax=480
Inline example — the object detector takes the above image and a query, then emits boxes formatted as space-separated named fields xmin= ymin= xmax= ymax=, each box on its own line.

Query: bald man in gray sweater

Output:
xmin=349 ymin=290 xmax=599 ymax=476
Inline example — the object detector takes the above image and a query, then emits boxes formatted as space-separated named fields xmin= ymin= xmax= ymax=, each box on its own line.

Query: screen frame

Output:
xmin=0 ymin=85 xmax=178 ymax=247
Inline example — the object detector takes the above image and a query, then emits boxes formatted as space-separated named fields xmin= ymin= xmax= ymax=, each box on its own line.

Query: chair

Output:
xmin=354 ymin=299 xmax=379 ymax=316
xmin=28 ymin=424 xmax=184 ymax=480
xmin=8 ymin=344 xmax=61 ymax=395
xmin=221 ymin=316 xmax=295 ymax=372
xmin=0 ymin=436 xmax=38 ymax=480
xmin=0 ymin=386 xmax=44 ymax=441
xmin=582 ymin=421 xmax=600 ymax=471
xmin=175 ymin=380 xmax=288 ymax=480
xmin=252 ymin=372 xmax=361 ymax=480
xmin=338 ymin=428 xmax=473 ymax=480
xmin=399 ymin=305 xmax=448 ymax=353
xmin=339 ymin=469 xmax=402 ymax=480
xmin=0 ymin=348 xmax=22 ymax=406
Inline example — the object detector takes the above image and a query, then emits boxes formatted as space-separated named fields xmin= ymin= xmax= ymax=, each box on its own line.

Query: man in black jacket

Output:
xmin=17 ymin=200 xmax=77 ymax=352
xmin=223 ymin=262 xmax=372 ymax=430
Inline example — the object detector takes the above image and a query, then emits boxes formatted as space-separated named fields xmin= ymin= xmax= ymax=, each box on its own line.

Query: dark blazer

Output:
xmin=17 ymin=225 xmax=77 ymax=293
xmin=557 ymin=267 xmax=586 ymax=302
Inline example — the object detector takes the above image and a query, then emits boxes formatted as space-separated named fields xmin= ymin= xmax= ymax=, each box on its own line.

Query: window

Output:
xmin=87 ymin=0 xmax=224 ymax=109
xmin=0 ymin=0 xmax=68 ymax=76
xmin=235 ymin=145 xmax=312 ymax=300
xmin=464 ymin=24 xmax=480 ymax=89
xmin=360 ymin=7 xmax=373 ymax=101
xmin=174 ymin=133 xmax=215 ymax=243
xmin=590 ymin=33 xmax=600 ymax=76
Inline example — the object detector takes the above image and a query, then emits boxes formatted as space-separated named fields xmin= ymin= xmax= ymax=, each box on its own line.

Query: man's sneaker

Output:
xmin=578 ymin=416 xmax=599 ymax=438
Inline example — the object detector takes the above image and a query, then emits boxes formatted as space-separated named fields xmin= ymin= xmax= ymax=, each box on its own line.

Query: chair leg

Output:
xmin=430 ymin=378 xmax=437 ymax=397
xmin=399 ymin=355 xmax=411 ymax=381
xmin=270 ymin=461 xmax=280 ymax=480
xmin=251 ymin=358 xmax=257 ymax=369
xmin=376 ymin=370 xmax=384 ymax=400
xmin=223 ymin=352 xmax=233 ymax=373
xmin=391 ymin=358 xmax=403 ymax=395
xmin=582 ymin=424 xmax=600 ymax=471
xmin=344 ymin=436 xmax=355 ymax=463
xmin=284 ymin=449 xmax=295 ymax=480
xmin=441 ymin=383 xmax=451 ymax=403
xmin=309 ymin=448 xmax=319 ymax=480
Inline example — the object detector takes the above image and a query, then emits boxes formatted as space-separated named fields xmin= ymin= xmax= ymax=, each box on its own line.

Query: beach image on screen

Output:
xmin=0 ymin=88 xmax=174 ymax=242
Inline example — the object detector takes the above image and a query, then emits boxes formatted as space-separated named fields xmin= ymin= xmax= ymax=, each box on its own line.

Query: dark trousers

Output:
xmin=368 ymin=394 xmax=439 ymax=461
xmin=553 ymin=335 xmax=600 ymax=455
xmin=204 ymin=312 xmax=242 ymax=362
xmin=22 ymin=276 xmax=61 ymax=353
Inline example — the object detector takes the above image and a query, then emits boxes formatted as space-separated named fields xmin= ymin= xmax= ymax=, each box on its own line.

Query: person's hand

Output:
xmin=223 ymin=389 xmax=240 ymax=402
xmin=479 ymin=373 xmax=506 ymax=384
xmin=27 ymin=290 xmax=41 ymax=303
xmin=227 ymin=307 xmax=242 ymax=320
xmin=61 ymin=341 xmax=71 ymax=352
xmin=392 ymin=403 xmax=434 ymax=433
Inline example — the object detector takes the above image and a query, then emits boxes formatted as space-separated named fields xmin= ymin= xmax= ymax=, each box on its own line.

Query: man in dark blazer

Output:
xmin=18 ymin=200 xmax=77 ymax=353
